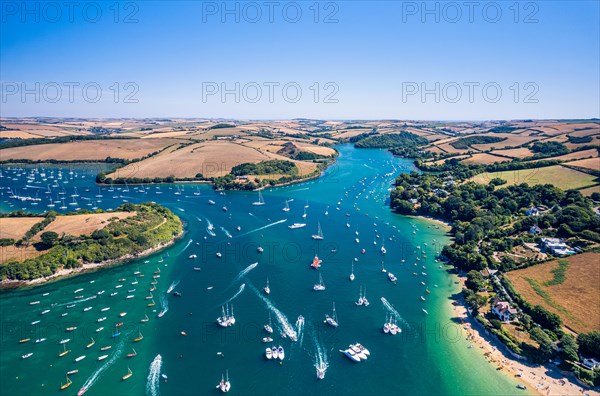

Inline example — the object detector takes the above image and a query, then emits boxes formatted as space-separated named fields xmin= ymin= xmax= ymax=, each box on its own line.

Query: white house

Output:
xmin=540 ymin=237 xmax=575 ymax=256
xmin=492 ymin=301 xmax=518 ymax=322
xmin=582 ymin=357 xmax=600 ymax=370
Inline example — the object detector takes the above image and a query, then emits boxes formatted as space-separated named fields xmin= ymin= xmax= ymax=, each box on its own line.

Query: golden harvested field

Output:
xmin=37 ymin=212 xmax=134 ymax=239
xmin=333 ymin=129 xmax=373 ymax=139
xmin=471 ymin=165 xmax=598 ymax=190
xmin=493 ymin=147 xmax=534 ymax=159
xmin=578 ymin=185 xmax=600 ymax=196
xmin=429 ymin=155 xmax=469 ymax=165
xmin=0 ymin=139 xmax=178 ymax=161
xmin=0 ymin=217 xmax=44 ymax=240
xmin=547 ymin=149 xmax=599 ymax=162
xmin=564 ymin=158 xmax=600 ymax=172
xmin=424 ymin=145 xmax=448 ymax=155
xmin=437 ymin=142 xmax=471 ymax=154
xmin=461 ymin=153 xmax=510 ymax=165
xmin=106 ymin=141 xmax=318 ymax=179
xmin=470 ymin=133 xmax=540 ymax=151
xmin=505 ymin=252 xmax=600 ymax=333
xmin=0 ymin=130 xmax=41 ymax=139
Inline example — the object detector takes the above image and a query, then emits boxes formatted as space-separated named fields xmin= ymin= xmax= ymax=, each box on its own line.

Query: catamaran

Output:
xmin=388 ymin=272 xmax=397 ymax=283
xmin=217 ymin=371 xmax=231 ymax=393
xmin=311 ymin=222 xmax=324 ymax=240
xmin=313 ymin=273 xmax=326 ymax=291
xmin=252 ymin=190 xmax=265 ymax=206
xmin=324 ymin=302 xmax=339 ymax=327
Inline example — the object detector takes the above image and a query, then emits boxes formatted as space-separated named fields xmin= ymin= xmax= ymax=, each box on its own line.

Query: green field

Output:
xmin=471 ymin=165 xmax=599 ymax=190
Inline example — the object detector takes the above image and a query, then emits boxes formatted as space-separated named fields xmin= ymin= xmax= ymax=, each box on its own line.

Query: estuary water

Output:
xmin=0 ymin=145 xmax=522 ymax=395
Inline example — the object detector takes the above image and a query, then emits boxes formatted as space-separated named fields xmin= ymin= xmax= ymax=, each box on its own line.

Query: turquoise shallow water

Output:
xmin=0 ymin=145 xmax=522 ymax=395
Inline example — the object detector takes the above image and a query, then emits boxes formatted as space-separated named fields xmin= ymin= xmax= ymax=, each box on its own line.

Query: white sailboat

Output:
xmin=252 ymin=190 xmax=265 ymax=206
xmin=282 ymin=200 xmax=290 ymax=212
xmin=324 ymin=302 xmax=338 ymax=327
xmin=349 ymin=262 xmax=355 ymax=281
xmin=313 ymin=273 xmax=326 ymax=291
xmin=263 ymin=278 xmax=270 ymax=295
xmin=311 ymin=222 xmax=324 ymax=240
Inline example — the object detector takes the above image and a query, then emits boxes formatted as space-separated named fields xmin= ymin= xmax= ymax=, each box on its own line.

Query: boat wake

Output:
xmin=248 ymin=283 xmax=298 ymax=341
xmin=222 ymin=283 xmax=245 ymax=305
xmin=380 ymin=297 xmax=408 ymax=327
xmin=77 ymin=333 xmax=128 ymax=395
xmin=238 ymin=219 xmax=287 ymax=237
xmin=205 ymin=217 xmax=216 ymax=236
xmin=178 ymin=239 xmax=193 ymax=254
xmin=312 ymin=331 xmax=329 ymax=379
xmin=158 ymin=293 xmax=168 ymax=318
xmin=219 ymin=226 xmax=232 ymax=238
xmin=56 ymin=294 xmax=97 ymax=307
xmin=166 ymin=280 xmax=180 ymax=294
xmin=295 ymin=315 xmax=305 ymax=346
xmin=233 ymin=262 xmax=258 ymax=282
xmin=146 ymin=354 xmax=162 ymax=396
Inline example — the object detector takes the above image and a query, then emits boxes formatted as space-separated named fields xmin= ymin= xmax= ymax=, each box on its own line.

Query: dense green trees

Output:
xmin=578 ymin=331 xmax=600 ymax=359
xmin=231 ymin=160 xmax=297 ymax=176
xmin=449 ymin=136 xmax=506 ymax=150
xmin=354 ymin=132 xmax=428 ymax=149
xmin=40 ymin=231 xmax=59 ymax=247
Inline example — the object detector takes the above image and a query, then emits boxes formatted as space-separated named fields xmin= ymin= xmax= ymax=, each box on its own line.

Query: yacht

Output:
xmin=313 ymin=273 xmax=326 ymax=291
xmin=316 ymin=362 xmax=327 ymax=379
xmin=264 ymin=313 xmax=274 ymax=333
xmin=263 ymin=278 xmax=270 ymax=295
xmin=311 ymin=222 xmax=324 ymax=240
xmin=288 ymin=223 xmax=306 ymax=229
xmin=278 ymin=345 xmax=285 ymax=361
xmin=388 ymin=272 xmax=397 ymax=283
xmin=252 ymin=190 xmax=265 ymax=206
xmin=265 ymin=347 xmax=272 ymax=360
xmin=324 ymin=302 xmax=338 ymax=327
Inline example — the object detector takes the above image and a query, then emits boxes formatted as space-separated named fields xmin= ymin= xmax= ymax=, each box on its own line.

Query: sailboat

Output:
xmin=134 ymin=331 xmax=143 ymax=342
xmin=141 ymin=314 xmax=149 ymax=323
xmin=349 ymin=262 xmax=355 ymax=281
xmin=127 ymin=347 xmax=137 ymax=358
xmin=217 ymin=370 xmax=231 ymax=393
xmin=122 ymin=367 xmax=133 ymax=380
xmin=264 ymin=312 xmax=274 ymax=334
xmin=324 ymin=302 xmax=339 ymax=327
xmin=263 ymin=278 xmax=270 ymax=295
xmin=313 ymin=273 xmax=326 ymax=291
xmin=302 ymin=207 xmax=307 ymax=219
xmin=86 ymin=338 xmax=95 ymax=348
xmin=282 ymin=200 xmax=290 ymax=212
xmin=311 ymin=222 xmax=324 ymax=240
xmin=60 ymin=375 xmax=72 ymax=390
xmin=252 ymin=190 xmax=265 ymax=206
xmin=59 ymin=343 xmax=70 ymax=357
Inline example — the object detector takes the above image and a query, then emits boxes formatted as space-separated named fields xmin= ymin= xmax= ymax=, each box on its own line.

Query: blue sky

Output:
xmin=1 ymin=1 xmax=599 ymax=119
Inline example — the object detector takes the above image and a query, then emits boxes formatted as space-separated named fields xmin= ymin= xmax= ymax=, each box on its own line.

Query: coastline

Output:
xmin=406 ymin=214 xmax=453 ymax=232
xmin=0 ymin=230 xmax=184 ymax=290
xmin=450 ymin=275 xmax=600 ymax=396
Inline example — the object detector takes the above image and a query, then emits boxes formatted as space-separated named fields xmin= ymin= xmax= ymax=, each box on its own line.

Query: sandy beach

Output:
xmin=451 ymin=280 xmax=599 ymax=396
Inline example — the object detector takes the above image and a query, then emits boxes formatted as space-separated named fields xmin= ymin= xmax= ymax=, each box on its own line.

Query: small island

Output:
xmin=0 ymin=203 xmax=183 ymax=288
